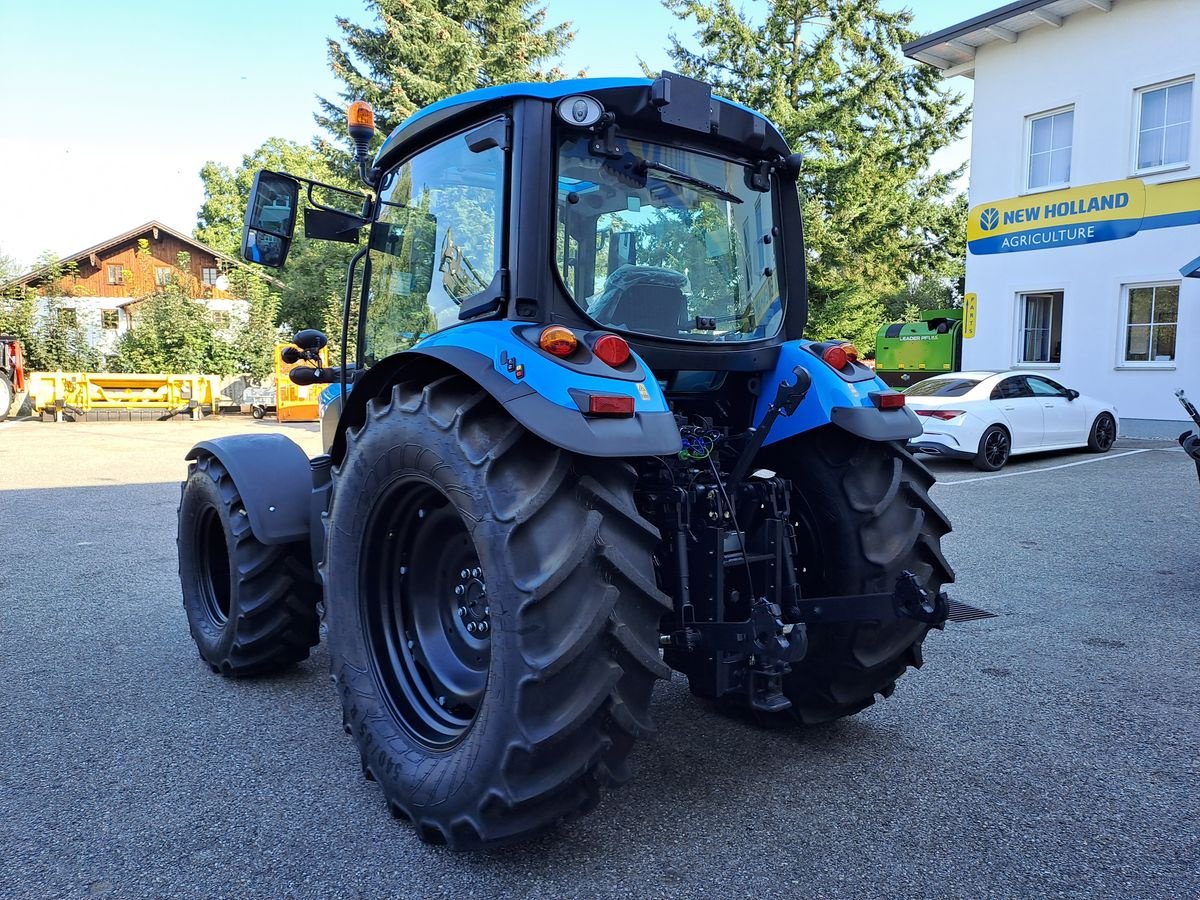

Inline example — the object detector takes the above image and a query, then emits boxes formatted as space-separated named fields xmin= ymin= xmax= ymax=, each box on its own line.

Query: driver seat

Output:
xmin=589 ymin=265 xmax=689 ymax=335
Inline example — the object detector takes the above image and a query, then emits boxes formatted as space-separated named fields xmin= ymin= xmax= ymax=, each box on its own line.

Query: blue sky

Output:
xmin=0 ymin=0 xmax=988 ymax=269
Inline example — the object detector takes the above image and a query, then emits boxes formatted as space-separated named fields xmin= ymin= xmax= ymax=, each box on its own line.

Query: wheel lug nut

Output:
xmin=467 ymin=622 xmax=476 ymax=633
xmin=458 ymin=606 xmax=468 ymax=618
xmin=454 ymin=584 xmax=465 ymax=595
xmin=437 ymin=696 xmax=445 ymax=706
xmin=460 ymin=569 xmax=469 ymax=578
xmin=471 ymin=567 xmax=481 ymax=577
xmin=479 ymin=621 xmax=489 ymax=633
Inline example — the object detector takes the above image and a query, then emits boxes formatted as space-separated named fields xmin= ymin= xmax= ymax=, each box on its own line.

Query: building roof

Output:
xmin=3 ymin=219 xmax=283 ymax=290
xmin=902 ymin=0 xmax=1118 ymax=79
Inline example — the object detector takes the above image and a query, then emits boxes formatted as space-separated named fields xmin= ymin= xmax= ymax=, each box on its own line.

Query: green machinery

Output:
xmin=873 ymin=308 xmax=963 ymax=388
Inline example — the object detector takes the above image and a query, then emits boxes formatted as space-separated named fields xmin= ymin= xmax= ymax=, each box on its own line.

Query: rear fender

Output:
xmin=756 ymin=340 xmax=922 ymax=446
xmin=185 ymin=434 xmax=313 ymax=545
xmin=329 ymin=321 xmax=682 ymax=463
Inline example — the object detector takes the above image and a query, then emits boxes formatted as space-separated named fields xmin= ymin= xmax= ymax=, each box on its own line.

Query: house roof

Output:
xmin=3 ymin=219 xmax=284 ymax=289
xmin=902 ymin=0 xmax=1119 ymax=79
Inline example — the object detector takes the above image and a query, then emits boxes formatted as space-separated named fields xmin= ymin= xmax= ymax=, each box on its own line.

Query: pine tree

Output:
xmin=664 ymin=0 xmax=970 ymax=348
xmin=315 ymin=0 xmax=575 ymax=159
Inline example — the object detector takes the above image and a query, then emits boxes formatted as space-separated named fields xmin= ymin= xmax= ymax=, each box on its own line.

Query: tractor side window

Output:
xmin=363 ymin=123 xmax=506 ymax=365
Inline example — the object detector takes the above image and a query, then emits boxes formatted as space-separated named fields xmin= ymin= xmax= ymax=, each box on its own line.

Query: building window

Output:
xmin=201 ymin=267 xmax=219 ymax=286
xmin=1123 ymin=283 xmax=1178 ymax=363
xmin=106 ymin=264 xmax=124 ymax=285
xmin=57 ymin=307 xmax=78 ymax=327
xmin=101 ymin=309 xmax=119 ymax=330
xmin=1026 ymin=108 xmax=1073 ymax=191
xmin=1018 ymin=291 xmax=1063 ymax=364
xmin=1135 ymin=79 xmax=1193 ymax=173
xmin=155 ymin=266 xmax=172 ymax=286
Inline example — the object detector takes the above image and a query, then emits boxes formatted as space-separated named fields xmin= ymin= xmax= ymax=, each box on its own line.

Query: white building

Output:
xmin=906 ymin=0 xmax=1200 ymax=436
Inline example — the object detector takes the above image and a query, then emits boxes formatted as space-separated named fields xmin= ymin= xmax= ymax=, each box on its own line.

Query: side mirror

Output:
xmin=1066 ymin=388 xmax=1080 ymax=401
xmin=242 ymin=171 xmax=300 ymax=268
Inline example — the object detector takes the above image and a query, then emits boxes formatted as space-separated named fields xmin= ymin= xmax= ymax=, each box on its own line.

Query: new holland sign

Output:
xmin=968 ymin=177 xmax=1200 ymax=255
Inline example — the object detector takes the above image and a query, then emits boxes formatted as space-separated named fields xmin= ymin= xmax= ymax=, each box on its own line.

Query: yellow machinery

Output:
xmin=273 ymin=341 xmax=327 ymax=422
xmin=27 ymin=372 xmax=222 ymax=422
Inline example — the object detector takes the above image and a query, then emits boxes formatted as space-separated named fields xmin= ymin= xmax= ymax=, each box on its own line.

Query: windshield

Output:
xmin=554 ymin=135 xmax=781 ymax=342
xmin=905 ymin=377 xmax=980 ymax=397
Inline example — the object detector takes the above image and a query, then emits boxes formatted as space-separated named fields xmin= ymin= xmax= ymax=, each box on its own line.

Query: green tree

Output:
xmin=663 ymin=0 xmax=970 ymax=348
xmin=0 ymin=252 xmax=98 ymax=371
xmin=109 ymin=279 xmax=237 ymax=375
xmin=196 ymin=138 xmax=358 ymax=330
xmin=315 ymin=0 xmax=576 ymax=163
xmin=881 ymin=274 xmax=960 ymax=323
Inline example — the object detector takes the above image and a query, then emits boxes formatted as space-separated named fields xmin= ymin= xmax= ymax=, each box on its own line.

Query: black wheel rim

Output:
xmin=195 ymin=504 xmax=232 ymax=624
xmin=1095 ymin=415 xmax=1115 ymax=449
xmin=984 ymin=430 xmax=1009 ymax=467
xmin=361 ymin=476 xmax=489 ymax=750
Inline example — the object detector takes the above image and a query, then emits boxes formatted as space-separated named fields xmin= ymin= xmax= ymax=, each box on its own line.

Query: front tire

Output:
xmin=323 ymin=375 xmax=670 ymax=849
xmin=764 ymin=427 xmax=954 ymax=724
xmin=1087 ymin=412 xmax=1117 ymax=452
xmin=974 ymin=424 xmax=1010 ymax=471
xmin=177 ymin=455 xmax=321 ymax=675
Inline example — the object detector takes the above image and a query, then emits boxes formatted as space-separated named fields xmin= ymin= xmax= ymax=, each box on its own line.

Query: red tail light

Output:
xmin=592 ymin=334 xmax=630 ymax=367
xmin=821 ymin=345 xmax=848 ymax=369
xmin=870 ymin=391 xmax=905 ymax=409
xmin=588 ymin=394 xmax=635 ymax=417
xmin=915 ymin=409 xmax=964 ymax=421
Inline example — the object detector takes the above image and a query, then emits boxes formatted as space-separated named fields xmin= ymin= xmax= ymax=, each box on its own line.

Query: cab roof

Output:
xmin=374 ymin=77 xmax=772 ymax=166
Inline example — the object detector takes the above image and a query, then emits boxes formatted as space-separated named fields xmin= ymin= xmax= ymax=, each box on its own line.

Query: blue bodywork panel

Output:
xmin=375 ymin=78 xmax=771 ymax=166
xmin=413 ymin=321 xmax=670 ymax=415
xmin=755 ymin=340 xmax=892 ymax=447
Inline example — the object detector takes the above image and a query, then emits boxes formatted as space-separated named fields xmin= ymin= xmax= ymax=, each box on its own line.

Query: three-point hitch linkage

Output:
xmin=637 ymin=367 xmax=950 ymax=714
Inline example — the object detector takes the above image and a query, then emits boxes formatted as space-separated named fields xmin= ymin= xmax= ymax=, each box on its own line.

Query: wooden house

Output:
xmin=3 ymin=221 xmax=270 ymax=356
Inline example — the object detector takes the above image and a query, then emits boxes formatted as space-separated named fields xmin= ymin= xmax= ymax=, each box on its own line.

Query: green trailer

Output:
xmin=874 ymin=308 xmax=963 ymax=388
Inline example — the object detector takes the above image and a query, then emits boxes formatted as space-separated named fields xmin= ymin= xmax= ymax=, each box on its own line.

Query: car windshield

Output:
xmin=554 ymin=135 xmax=781 ymax=342
xmin=905 ymin=377 xmax=981 ymax=397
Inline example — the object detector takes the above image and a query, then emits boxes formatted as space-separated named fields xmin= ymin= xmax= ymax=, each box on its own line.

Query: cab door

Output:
xmin=1027 ymin=374 xmax=1087 ymax=446
xmin=990 ymin=376 xmax=1043 ymax=449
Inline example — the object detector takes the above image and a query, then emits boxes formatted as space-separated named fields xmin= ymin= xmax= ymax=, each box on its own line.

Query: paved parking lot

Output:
xmin=1 ymin=418 xmax=1197 ymax=898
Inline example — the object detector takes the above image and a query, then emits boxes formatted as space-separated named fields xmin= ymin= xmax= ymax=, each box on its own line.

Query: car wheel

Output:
xmin=1087 ymin=412 xmax=1117 ymax=453
xmin=973 ymin=425 xmax=1010 ymax=471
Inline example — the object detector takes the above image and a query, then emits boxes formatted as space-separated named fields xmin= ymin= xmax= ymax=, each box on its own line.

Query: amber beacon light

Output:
xmin=347 ymin=101 xmax=376 ymax=162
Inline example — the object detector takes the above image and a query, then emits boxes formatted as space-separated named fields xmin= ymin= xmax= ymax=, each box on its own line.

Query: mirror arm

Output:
xmin=341 ymin=247 xmax=369 ymax=398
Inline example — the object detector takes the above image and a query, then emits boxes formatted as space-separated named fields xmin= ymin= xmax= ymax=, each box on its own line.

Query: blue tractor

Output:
xmin=177 ymin=74 xmax=954 ymax=849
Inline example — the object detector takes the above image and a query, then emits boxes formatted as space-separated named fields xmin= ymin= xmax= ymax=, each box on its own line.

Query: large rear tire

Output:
xmin=177 ymin=455 xmax=321 ymax=675
xmin=322 ymin=375 xmax=670 ymax=849
xmin=763 ymin=427 xmax=954 ymax=724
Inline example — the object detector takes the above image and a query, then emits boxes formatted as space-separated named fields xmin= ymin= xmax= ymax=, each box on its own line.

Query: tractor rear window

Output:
xmin=554 ymin=135 xmax=781 ymax=342
xmin=904 ymin=378 xmax=980 ymax=397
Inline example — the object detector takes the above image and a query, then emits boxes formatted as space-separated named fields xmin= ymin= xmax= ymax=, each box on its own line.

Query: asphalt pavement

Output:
xmin=1 ymin=419 xmax=1196 ymax=899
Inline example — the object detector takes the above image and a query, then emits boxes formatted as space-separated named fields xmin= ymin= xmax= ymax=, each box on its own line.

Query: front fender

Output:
xmin=756 ymin=340 xmax=921 ymax=445
xmin=184 ymin=434 xmax=313 ymax=545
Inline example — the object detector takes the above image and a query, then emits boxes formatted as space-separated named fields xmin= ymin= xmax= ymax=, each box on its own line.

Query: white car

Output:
xmin=904 ymin=371 xmax=1118 ymax=471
